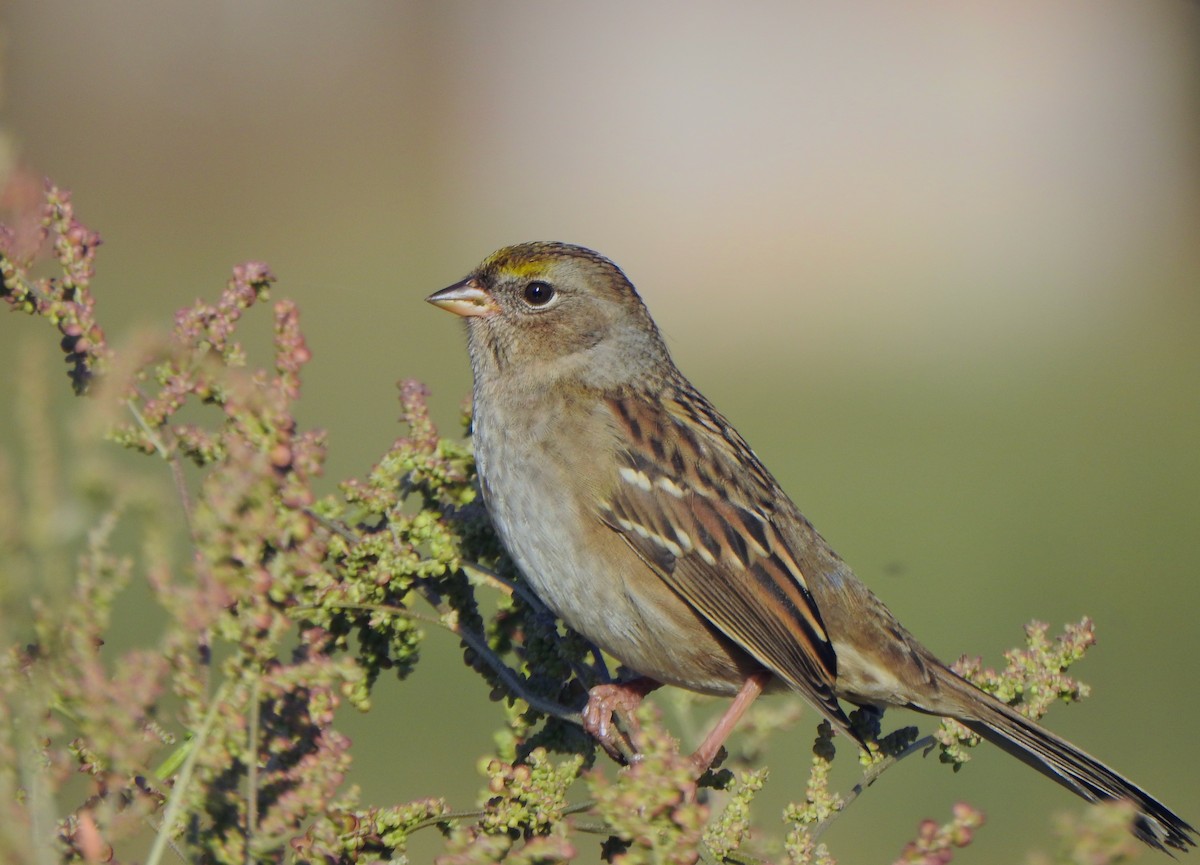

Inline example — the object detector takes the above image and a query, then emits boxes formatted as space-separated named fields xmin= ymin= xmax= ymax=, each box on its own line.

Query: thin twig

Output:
xmin=126 ymin=399 xmax=197 ymax=541
xmin=245 ymin=675 xmax=261 ymax=865
xmin=300 ymin=599 xmax=583 ymax=726
xmin=420 ymin=584 xmax=587 ymax=725
xmin=458 ymin=559 xmax=545 ymax=612
xmin=810 ymin=733 xmax=937 ymax=843
xmin=168 ymin=456 xmax=196 ymax=539
xmin=126 ymin=399 xmax=170 ymax=459
xmin=458 ymin=559 xmax=611 ymax=687
xmin=145 ymin=682 xmax=230 ymax=865
xmin=302 ymin=507 xmax=360 ymax=544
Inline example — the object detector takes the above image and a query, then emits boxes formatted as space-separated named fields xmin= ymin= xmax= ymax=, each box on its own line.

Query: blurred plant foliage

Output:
xmin=0 ymin=181 xmax=1139 ymax=864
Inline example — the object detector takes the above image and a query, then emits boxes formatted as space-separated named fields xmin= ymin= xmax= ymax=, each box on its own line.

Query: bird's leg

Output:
xmin=583 ymin=676 xmax=662 ymax=763
xmin=584 ymin=671 xmax=771 ymax=771
xmin=688 ymin=671 xmax=771 ymax=773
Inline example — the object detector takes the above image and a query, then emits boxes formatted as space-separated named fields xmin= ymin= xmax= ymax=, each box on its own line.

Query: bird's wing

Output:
xmin=600 ymin=386 xmax=855 ymax=736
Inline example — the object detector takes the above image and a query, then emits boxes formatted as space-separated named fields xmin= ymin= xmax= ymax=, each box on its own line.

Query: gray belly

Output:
xmin=473 ymin=402 xmax=759 ymax=695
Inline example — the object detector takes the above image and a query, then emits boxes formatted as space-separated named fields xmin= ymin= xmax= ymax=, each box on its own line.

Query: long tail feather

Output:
xmin=947 ymin=680 xmax=1196 ymax=852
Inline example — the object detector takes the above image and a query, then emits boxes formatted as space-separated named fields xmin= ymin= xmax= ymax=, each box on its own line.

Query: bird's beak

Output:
xmin=426 ymin=278 xmax=499 ymax=318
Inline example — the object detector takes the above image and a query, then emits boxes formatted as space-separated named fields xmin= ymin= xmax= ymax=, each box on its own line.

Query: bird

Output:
xmin=426 ymin=241 xmax=1194 ymax=852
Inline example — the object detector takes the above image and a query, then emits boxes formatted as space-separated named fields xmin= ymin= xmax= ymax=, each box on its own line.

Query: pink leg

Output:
xmin=583 ymin=677 xmax=662 ymax=762
xmin=689 ymin=671 xmax=771 ymax=773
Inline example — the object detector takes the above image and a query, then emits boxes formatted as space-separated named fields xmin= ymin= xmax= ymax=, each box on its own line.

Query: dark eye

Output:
xmin=522 ymin=280 xmax=555 ymax=307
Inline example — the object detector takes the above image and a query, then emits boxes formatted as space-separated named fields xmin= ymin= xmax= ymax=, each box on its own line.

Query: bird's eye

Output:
xmin=522 ymin=280 xmax=556 ymax=307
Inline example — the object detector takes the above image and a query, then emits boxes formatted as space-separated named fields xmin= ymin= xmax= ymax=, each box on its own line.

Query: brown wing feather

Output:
xmin=602 ymin=385 xmax=856 ymax=737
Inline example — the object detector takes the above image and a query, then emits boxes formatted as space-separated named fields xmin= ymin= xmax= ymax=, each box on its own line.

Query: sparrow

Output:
xmin=427 ymin=241 xmax=1194 ymax=851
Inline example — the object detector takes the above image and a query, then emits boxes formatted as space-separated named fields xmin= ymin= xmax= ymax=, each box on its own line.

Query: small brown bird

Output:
xmin=427 ymin=242 xmax=1194 ymax=852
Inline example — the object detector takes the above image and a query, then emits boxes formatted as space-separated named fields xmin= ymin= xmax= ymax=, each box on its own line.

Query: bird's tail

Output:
xmin=935 ymin=669 xmax=1195 ymax=852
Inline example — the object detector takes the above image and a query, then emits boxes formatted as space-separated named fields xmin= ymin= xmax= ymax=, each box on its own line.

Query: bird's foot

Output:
xmin=582 ymin=677 xmax=661 ymax=763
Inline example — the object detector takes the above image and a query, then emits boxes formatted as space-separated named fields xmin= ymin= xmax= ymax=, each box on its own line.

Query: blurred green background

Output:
xmin=1 ymin=3 xmax=1198 ymax=862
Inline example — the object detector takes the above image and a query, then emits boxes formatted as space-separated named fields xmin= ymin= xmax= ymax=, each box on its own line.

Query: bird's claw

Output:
xmin=582 ymin=678 xmax=659 ymax=764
